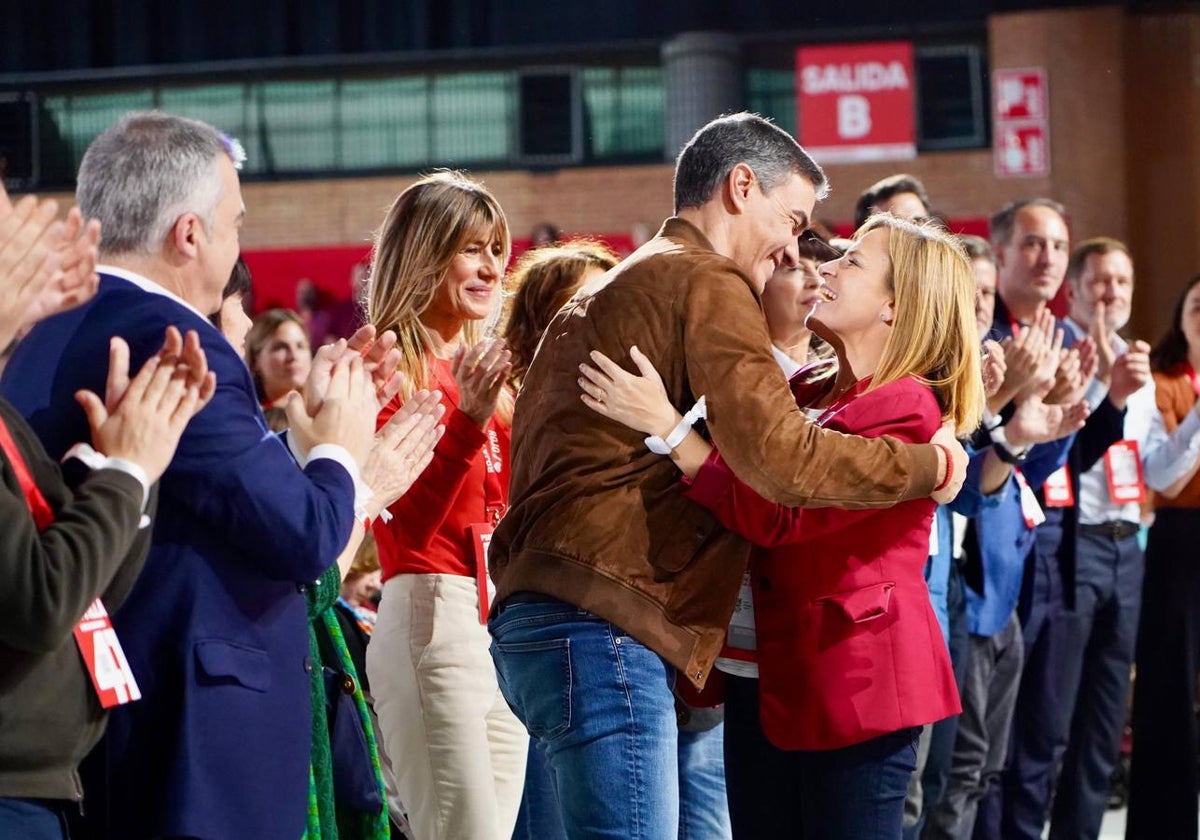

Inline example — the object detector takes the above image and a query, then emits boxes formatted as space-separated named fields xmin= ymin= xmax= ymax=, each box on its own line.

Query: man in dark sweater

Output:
xmin=0 ymin=182 xmax=214 ymax=838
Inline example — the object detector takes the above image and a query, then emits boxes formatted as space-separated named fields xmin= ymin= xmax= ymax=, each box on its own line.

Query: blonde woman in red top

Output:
xmin=364 ymin=171 xmax=527 ymax=840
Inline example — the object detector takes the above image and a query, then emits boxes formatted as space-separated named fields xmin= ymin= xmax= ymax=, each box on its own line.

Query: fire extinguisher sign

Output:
xmin=795 ymin=41 xmax=917 ymax=164
xmin=993 ymin=68 xmax=1051 ymax=178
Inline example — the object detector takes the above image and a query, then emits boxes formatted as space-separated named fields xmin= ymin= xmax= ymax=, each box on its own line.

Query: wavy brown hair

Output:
xmin=502 ymin=239 xmax=619 ymax=390
xmin=1150 ymin=273 xmax=1200 ymax=373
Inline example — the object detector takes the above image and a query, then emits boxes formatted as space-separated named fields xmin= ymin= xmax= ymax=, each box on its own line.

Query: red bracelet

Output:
xmin=932 ymin=444 xmax=955 ymax=494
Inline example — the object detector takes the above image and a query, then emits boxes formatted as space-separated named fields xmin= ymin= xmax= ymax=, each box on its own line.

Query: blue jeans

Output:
xmin=0 ymin=798 xmax=69 ymax=839
xmin=678 ymin=722 xmax=731 ymax=840
xmin=512 ymin=738 xmax=568 ymax=840
xmin=490 ymin=597 xmax=680 ymax=840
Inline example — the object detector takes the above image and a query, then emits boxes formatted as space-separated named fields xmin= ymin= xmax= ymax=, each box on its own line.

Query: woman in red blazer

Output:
xmin=579 ymin=214 xmax=984 ymax=839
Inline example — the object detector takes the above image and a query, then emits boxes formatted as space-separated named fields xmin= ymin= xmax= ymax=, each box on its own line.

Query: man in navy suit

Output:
xmin=1 ymin=112 xmax=383 ymax=840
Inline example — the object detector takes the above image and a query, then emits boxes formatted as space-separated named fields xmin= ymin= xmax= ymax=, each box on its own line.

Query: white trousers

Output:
xmin=367 ymin=574 xmax=528 ymax=840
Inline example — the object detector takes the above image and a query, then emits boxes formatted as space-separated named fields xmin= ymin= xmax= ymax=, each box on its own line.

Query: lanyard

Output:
xmin=432 ymin=361 xmax=507 ymax=525
xmin=480 ymin=427 xmax=506 ymax=526
xmin=0 ymin=415 xmax=55 ymax=530
xmin=0 ymin=413 xmax=143 ymax=707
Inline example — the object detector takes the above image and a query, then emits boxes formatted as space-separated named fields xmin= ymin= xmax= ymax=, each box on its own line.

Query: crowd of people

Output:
xmin=0 ymin=108 xmax=1197 ymax=840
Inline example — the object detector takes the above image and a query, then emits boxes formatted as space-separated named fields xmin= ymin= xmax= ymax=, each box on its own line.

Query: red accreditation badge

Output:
xmin=1042 ymin=465 xmax=1074 ymax=508
xmin=1014 ymin=471 xmax=1047 ymax=528
xmin=1105 ymin=440 xmax=1146 ymax=504
xmin=469 ymin=523 xmax=496 ymax=625
xmin=72 ymin=599 xmax=141 ymax=708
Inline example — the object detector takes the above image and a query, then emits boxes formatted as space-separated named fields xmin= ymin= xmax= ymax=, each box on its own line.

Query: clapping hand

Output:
xmin=306 ymin=325 xmax=406 ymax=417
xmin=454 ymin=337 xmax=511 ymax=428
xmin=1006 ymin=395 xmax=1089 ymax=449
xmin=0 ymin=182 xmax=102 ymax=347
xmin=76 ymin=330 xmax=217 ymax=483
xmin=361 ymin=389 xmax=446 ymax=519
xmin=981 ymin=340 xmax=1007 ymax=399
xmin=1045 ymin=337 xmax=1098 ymax=406
xmin=286 ymin=354 xmax=377 ymax=465
xmin=1108 ymin=340 xmax=1152 ymax=409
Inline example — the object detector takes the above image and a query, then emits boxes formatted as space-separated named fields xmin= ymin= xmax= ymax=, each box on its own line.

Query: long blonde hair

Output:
xmin=860 ymin=214 xmax=984 ymax=435
xmin=367 ymin=170 xmax=512 ymax=405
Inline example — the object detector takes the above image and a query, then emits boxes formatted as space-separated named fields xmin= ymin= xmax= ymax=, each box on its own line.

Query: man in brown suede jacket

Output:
xmin=488 ymin=113 xmax=965 ymax=839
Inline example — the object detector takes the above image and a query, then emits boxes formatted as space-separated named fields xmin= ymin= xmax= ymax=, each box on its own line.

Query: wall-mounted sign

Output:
xmin=994 ymin=68 xmax=1050 ymax=178
xmin=795 ymin=41 xmax=917 ymax=164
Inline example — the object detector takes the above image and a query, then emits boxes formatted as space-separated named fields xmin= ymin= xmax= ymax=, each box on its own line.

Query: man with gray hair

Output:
xmin=1 ymin=111 xmax=434 ymax=839
xmin=487 ymin=112 xmax=967 ymax=839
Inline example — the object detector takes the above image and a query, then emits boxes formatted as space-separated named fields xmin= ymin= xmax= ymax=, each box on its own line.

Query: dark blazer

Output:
xmin=682 ymin=375 xmax=960 ymax=750
xmin=0 ymin=398 xmax=151 ymax=803
xmin=0 ymin=272 xmax=357 ymax=840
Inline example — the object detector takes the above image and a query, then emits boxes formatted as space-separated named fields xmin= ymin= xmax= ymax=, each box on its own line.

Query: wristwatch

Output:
xmin=645 ymin=396 xmax=707 ymax=455
xmin=989 ymin=424 xmax=1031 ymax=465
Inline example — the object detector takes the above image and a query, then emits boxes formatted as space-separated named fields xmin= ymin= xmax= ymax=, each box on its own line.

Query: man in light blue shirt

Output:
xmin=1045 ymin=237 xmax=1162 ymax=840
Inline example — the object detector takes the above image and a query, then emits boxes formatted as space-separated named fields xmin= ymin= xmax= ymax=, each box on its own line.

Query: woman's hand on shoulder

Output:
xmin=578 ymin=345 xmax=681 ymax=438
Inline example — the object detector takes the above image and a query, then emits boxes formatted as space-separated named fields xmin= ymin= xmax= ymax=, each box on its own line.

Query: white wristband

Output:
xmin=645 ymin=396 xmax=707 ymax=455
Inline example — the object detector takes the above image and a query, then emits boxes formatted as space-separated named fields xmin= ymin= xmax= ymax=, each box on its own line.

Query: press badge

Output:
xmin=1105 ymin=440 xmax=1146 ymax=504
xmin=73 ymin=599 xmax=141 ymax=708
xmin=1042 ymin=466 xmax=1074 ymax=508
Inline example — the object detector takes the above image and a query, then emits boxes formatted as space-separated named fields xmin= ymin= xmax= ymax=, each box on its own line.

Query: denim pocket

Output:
xmin=492 ymin=638 xmax=573 ymax=739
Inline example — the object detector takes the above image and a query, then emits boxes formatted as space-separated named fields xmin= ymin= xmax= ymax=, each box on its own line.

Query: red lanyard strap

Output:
xmin=0 ymin=415 xmax=55 ymax=532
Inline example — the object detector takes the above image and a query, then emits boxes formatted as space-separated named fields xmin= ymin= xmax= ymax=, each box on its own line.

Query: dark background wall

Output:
xmin=0 ymin=0 xmax=1156 ymax=73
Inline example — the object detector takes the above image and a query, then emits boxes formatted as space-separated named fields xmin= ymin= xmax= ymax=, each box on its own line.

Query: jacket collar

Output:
xmin=655 ymin=217 xmax=759 ymax=300
xmin=658 ymin=216 xmax=718 ymax=252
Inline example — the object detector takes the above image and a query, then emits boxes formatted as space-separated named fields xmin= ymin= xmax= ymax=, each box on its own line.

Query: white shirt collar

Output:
xmin=98 ymin=264 xmax=213 ymax=324
xmin=772 ymin=345 xmax=803 ymax=379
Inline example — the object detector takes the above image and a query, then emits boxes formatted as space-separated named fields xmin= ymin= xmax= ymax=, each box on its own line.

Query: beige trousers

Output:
xmin=367 ymin=574 xmax=528 ymax=840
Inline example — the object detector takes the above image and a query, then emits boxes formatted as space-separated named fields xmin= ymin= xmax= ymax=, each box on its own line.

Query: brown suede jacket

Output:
xmin=490 ymin=218 xmax=940 ymax=687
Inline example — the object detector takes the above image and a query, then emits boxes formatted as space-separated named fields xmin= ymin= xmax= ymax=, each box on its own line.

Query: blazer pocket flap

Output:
xmin=194 ymin=639 xmax=271 ymax=692
xmin=816 ymin=581 xmax=895 ymax=623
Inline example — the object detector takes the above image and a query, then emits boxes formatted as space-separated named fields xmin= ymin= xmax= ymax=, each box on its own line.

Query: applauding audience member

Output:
xmin=365 ymin=171 xmax=528 ymax=840
xmin=0 ymin=182 xmax=214 ymax=839
xmin=0 ymin=111 xmax=412 ymax=840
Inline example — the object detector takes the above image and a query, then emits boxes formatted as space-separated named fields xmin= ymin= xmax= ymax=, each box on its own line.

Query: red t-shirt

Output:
xmin=373 ymin=357 xmax=510 ymax=580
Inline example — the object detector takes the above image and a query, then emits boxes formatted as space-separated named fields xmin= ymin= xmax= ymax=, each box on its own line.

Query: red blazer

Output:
xmin=683 ymin=374 xmax=960 ymax=750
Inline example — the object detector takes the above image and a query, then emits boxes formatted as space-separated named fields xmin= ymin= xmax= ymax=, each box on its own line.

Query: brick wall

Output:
xmin=37 ymin=6 xmax=1198 ymax=341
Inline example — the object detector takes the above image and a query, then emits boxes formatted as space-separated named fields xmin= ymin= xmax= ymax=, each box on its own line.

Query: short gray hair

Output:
xmin=673 ymin=113 xmax=828 ymax=212
xmin=77 ymin=111 xmax=245 ymax=256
